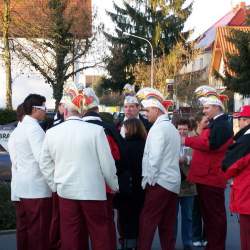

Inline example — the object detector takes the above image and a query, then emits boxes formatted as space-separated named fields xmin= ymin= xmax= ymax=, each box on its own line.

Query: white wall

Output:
xmin=180 ymin=51 xmax=212 ymax=74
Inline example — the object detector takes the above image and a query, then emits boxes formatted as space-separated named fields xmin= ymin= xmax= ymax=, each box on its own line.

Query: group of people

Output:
xmin=7 ymin=83 xmax=250 ymax=250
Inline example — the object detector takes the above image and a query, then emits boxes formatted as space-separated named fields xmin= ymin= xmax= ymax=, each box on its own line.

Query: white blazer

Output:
xmin=9 ymin=115 xmax=51 ymax=199
xmin=39 ymin=116 xmax=119 ymax=200
xmin=8 ymin=123 xmax=20 ymax=201
xmin=142 ymin=114 xmax=181 ymax=194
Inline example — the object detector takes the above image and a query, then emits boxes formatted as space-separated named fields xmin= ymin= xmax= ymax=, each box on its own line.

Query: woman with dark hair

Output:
xmin=8 ymin=94 xmax=52 ymax=250
xmin=117 ymin=118 xmax=147 ymax=250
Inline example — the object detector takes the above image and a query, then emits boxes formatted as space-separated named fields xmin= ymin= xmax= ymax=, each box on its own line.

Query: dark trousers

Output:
xmin=197 ymin=184 xmax=227 ymax=250
xmin=107 ymin=193 xmax=117 ymax=250
xmin=59 ymin=197 xmax=110 ymax=250
xmin=138 ymin=184 xmax=177 ymax=250
xmin=14 ymin=202 xmax=28 ymax=250
xmin=239 ymin=214 xmax=250 ymax=250
xmin=192 ymin=195 xmax=206 ymax=242
xmin=175 ymin=196 xmax=194 ymax=247
xmin=49 ymin=193 xmax=61 ymax=250
xmin=20 ymin=197 xmax=52 ymax=250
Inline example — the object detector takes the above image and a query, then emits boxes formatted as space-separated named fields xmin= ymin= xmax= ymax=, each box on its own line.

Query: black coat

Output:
xmin=116 ymin=136 xmax=146 ymax=239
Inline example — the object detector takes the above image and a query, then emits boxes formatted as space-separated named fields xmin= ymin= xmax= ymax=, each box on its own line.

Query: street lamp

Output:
xmin=117 ymin=27 xmax=154 ymax=88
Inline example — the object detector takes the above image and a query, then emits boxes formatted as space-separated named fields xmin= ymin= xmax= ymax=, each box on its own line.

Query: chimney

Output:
xmin=233 ymin=1 xmax=246 ymax=10
xmin=239 ymin=2 xmax=246 ymax=8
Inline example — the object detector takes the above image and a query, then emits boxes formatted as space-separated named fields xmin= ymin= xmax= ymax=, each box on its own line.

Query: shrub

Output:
xmin=0 ymin=109 xmax=17 ymax=125
xmin=0 ymin=182 xmax=16 ymax=230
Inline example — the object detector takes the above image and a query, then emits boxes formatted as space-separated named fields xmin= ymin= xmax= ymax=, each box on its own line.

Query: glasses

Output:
xmin=32 ymin=105 xmax=47 ymax=111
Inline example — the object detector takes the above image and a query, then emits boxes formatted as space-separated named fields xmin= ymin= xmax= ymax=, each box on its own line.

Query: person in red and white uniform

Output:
xmin=81 ymin=87 xmax=123 ymax=250
xmin=8 ymin=94 xmax=52 ymax=250
xmin=222 ymin=105 xmax=250 ymax=250
xmin=137 ymin=88 xmax=181 ymax=250
xmin=39 ymin=83 xmax=119 ymax=250
xmin=182 ymin=86 xmax=233 ymax=250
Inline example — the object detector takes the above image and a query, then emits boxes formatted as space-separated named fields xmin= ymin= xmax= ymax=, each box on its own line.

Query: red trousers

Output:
xmin=19 ymin=197 xmax=52 ymax=250
xmin=197 ymin=184 xmax=227 ymax=250
xmin=138 ymin=184 xmax=178 ymax=250
xmin=14 ymin=202 xmax=28 ymax=250
xmin=50 ymin=193 xmax=89 ymax=250
xmin=59 ymin=197 xmax=110 ymax=250
xmin=49 ymin=193 xmax=61 ymax=250
xmin=107 ymin=193 xmax=117 ymax=250
xmin=240 ymin=214 xmax=250 ymax=250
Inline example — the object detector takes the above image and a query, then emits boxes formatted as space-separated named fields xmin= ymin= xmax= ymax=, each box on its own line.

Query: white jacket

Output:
xmin=8 ymin=123 xmax=20 ymax=201
xmin=142 ymin=114 xmax=181 ymax=194
xmin=39 ymin=116 xmax=119 ymax=200
xmin=8 ymin=115 xmax=51 ymax=199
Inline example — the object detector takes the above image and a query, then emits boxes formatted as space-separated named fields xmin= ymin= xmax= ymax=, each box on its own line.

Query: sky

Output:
xmin=93 ymin=0 xmax=250 ymax=38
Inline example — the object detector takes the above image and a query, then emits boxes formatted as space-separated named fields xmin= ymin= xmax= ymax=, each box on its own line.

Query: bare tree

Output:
xmin=7 ymin=0 xmax=99 ymax=108
xmin=2 ymin=0 xmax=12 ymax=110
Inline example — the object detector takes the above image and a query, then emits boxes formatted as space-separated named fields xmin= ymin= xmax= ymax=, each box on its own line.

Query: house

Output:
xmin=209 ymin=26 xmax=250 ymax=110
xmin=0 ymin=0 xmax=92 ymax=109
xmin=179 ymin=2 xmax=249 ymax=96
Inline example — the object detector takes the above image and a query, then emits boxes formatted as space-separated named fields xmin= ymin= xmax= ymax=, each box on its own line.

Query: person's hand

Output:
xmin=179 ymin=156 xmax=186 ymax=164
xmin=181 ymin=136 xmax=186 ymax=145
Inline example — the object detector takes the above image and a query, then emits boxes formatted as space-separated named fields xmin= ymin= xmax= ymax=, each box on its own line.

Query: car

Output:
xmin=0 ymin=151 xmax=11 ymax=182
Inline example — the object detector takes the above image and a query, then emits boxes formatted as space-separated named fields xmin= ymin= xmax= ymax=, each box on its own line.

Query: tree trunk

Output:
xmin=2 ymin=0 xmax=13 ymax=110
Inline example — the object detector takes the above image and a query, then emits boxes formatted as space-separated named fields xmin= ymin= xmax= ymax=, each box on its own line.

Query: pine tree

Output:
xmin=104 ymin=0 xmax=192 ymax=90
xmin=223 ymin=28 xmax=250 ymax=96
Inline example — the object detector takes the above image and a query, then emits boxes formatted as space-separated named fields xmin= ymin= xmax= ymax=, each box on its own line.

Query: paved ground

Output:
xmin=0 ymin=186 xmax=240 ymax=250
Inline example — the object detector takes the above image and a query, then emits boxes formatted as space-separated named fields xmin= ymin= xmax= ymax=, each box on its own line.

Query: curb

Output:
xmin=0 ymin=229 xmax=16 ymax=235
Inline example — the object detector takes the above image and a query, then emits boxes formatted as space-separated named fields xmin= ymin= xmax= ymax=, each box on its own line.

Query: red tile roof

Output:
xmin=196 ymin=2 xmax=250 ymax=50
xmin=210 ymin=26 xmax=250 ymax=76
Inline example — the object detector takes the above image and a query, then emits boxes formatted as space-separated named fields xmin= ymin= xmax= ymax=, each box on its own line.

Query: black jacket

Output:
xmin=208 ymin=114 xmax=233 ymax=150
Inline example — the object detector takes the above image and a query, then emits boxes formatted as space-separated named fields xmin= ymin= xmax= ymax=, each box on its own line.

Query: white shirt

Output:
xmin=142 ymin=114 xmax=181 ymax=194
xmin=8 ymin=115 xmax=51 ymax=199
xmin=39 ymin=116 xmax=119 ymax=200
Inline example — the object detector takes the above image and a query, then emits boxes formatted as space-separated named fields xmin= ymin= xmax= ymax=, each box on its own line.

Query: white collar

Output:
xmin=213 ymin=113 xmax=224 ymax=120
xmin=23 ymin=115 xmax=38 ymax=123
xmin=123 ymin=114 xmax=140 ymax=121
xmin=154 ymin=114 xmax=169 ymax=125
xmin=82 ymin=116 xmax=102 ymax=122
xmin=66 ymin=116 xmax=82 ymax=121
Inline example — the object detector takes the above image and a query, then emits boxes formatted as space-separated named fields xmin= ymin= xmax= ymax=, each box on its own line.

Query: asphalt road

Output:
xmin=0 ymin=186 xmax=241 ymax=250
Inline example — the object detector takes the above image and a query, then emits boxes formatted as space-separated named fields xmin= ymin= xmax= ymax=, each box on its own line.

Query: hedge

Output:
xmin=0 ymin=182 xmax=16 ymax=230
xmin=0 ymin=109 xmax=17 ymax=125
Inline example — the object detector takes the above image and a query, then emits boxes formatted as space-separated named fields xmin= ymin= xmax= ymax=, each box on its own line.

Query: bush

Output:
xmin=0 ymin=182 xmax=16 ymax=230
xmin=0 ymin=109 xmax=17 ymax=125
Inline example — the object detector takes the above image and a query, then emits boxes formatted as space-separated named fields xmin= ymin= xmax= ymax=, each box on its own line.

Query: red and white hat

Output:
xmin=61 ymin=82 xmax=84 ymax=113
xmin=82 ymin=87 xmax=100 ymax=110
xmin=233 ymin=105 xmax=250 ymax=118
xmin=137 ymin=87 xmax=172 ymax=114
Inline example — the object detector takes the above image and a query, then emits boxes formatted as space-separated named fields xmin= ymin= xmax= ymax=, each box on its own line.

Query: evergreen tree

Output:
xmin=223 ymin=28 xmax=250 ymax=96
xmin=104 ymin=0 xmax=192 ymax=90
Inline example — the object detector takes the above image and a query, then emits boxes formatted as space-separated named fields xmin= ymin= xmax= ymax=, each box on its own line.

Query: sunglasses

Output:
xmin=32 ymin=105 xmax=47 ymax=111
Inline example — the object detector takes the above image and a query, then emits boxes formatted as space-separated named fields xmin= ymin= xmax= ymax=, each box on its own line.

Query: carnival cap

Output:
xmin=82 ymin=87 xmax=99 ymax=110
xmin=60 ymin=82 xmax=84 ymax=113
xmin=141 ymin=98 xmax=167 ymax=114
xmin=233 ymin=105 xmax=250 ymax=118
